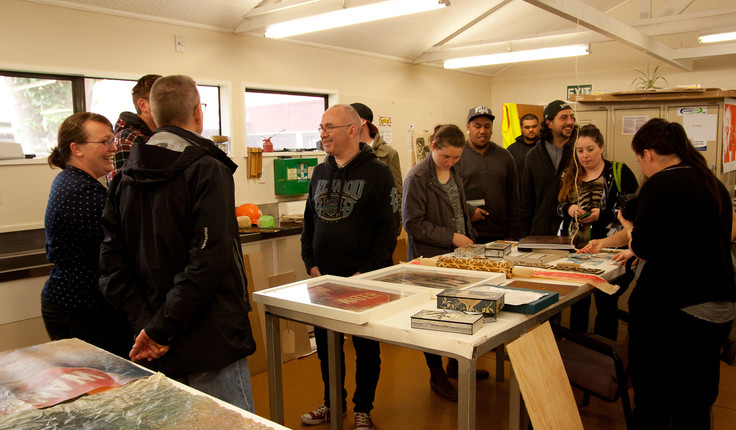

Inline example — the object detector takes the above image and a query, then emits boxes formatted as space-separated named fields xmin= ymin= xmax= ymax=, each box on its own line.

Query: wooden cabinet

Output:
xmin=573 ymin=90 xmax=736 ymax=193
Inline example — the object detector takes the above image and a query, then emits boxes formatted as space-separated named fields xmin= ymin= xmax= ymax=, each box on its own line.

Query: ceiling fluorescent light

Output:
xmin=265 ymin=0 xmax=447 ymax=39
xmin=699 ymin=31 xmax=736 ymax=44
xmin=444 ymin=44 xmax=590 ymax=69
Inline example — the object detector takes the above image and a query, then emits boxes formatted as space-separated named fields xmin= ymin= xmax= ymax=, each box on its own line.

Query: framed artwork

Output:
xmin=354 ymin=263 xmax=506 ymax=291
xmin=252 ymin=275 xmax=431 ymax=325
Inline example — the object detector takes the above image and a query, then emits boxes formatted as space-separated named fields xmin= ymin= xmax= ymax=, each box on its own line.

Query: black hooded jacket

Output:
xmin=301 ymin=142 xmax=398 ymax=276
xmin=99 ymin=126 xmax=254 ymax=378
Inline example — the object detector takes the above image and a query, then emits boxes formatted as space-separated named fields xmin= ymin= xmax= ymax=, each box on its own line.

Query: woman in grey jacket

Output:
xmin=402 ymin=124 xmax=476 ymax=401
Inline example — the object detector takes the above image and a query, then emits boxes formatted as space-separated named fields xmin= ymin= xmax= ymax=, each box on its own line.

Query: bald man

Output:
xmin=300 ymin=104 xmax=398 ymax=430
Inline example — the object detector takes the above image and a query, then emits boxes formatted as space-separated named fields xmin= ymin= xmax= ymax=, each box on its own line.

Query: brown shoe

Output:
xmin=429 ymin=366 xmax=458 ymax=401
xmin=446 ymin=358 xmax=489 ymax=380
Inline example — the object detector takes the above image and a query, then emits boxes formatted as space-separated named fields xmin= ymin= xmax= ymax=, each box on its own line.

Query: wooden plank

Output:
xmin=506 ymin=322 xmax=583 ymax=430
xmin=505 ymin=280 xmax=578 ymax=297
xmin=244 ymin=252 xmax=270 ymax=376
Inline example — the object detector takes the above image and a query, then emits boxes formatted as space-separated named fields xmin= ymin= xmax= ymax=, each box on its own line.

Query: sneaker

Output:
xmin=301 ymin=405 xmax=330 ymax=425
xmin=354 ymin=412 xmax=375 ymax=430
xmin=301 ymin=404 xmax=347 ymax=425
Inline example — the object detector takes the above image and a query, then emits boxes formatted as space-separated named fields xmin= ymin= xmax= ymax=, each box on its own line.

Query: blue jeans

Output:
xmin=179 ymin=356 xmax=255 ymax=413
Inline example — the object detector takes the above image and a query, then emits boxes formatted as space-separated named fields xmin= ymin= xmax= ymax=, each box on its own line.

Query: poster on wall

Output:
xmin=621 ymin=115 xmax=649 ymax=135
xmin=377 ymin=116 xmax=392 ymax=146
xmin=681 ymin=107 xmax=716 ymax=152
xmin=723 ymin=99 xmax=736 ymax=173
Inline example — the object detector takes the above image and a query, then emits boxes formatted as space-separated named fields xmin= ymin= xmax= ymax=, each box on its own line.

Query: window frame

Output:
xmin=244 ymin=87 xmax=331 ymax=153
xmin=1 ymin=69 xmax=224 ymax=158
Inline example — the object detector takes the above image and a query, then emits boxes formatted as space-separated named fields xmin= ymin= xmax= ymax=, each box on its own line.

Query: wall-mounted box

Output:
xmin=273 ymin=158 xmax=318 ymax=195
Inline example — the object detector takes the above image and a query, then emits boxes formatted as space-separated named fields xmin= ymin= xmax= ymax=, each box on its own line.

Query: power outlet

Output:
xmin=175 ymin=35 xmax=185 ymax=52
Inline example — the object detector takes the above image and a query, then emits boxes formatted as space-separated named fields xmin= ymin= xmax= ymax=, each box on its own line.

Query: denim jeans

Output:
xmin=179 ymin=356 xmax=255 ymax=413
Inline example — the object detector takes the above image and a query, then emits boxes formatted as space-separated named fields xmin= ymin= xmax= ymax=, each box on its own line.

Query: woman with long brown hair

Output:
xmin=556 ymin=124 xmax=638 ymax=337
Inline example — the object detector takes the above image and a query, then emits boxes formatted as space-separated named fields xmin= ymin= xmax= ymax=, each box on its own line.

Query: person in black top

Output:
xmin=620 ymin=118 xmax=735 ymax=429
xmin=99 ymin=75 xmax=256 ymax=411
xmin=556 ymin=124 xmax=639 ymax=337
xmin=300 ymin=104 xmax=397 ymax=430
xmin=507 ymin=113 xmax=540 ymax=188
xmin=42 ymin=112 xmax=132 ymax=358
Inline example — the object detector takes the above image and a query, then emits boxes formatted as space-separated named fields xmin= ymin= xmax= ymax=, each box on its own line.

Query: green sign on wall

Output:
xmin=567 ymin=84 xmax=593 ymax=100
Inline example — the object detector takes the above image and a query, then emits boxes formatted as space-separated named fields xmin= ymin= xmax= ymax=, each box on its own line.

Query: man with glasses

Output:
xmin=301 ymin=104 xmax=398 ymax=430
xmin=99 ymin=75 xmax=256 ymax=412
xmin=106 ymin=74 xmax=162 ymax=184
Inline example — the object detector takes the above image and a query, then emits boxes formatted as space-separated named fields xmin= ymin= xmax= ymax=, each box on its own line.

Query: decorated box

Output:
xmin=410 ymin=309 xmax=484 ymax=335
xmin=436 ymin=287 xmax=505 ymax=315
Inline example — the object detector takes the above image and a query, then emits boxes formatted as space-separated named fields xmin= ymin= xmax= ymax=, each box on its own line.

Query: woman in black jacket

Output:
xmin=402 ymin=124 xmax=477 ymax=401
xmin=621 ymin=118 xmax=735 ymax=429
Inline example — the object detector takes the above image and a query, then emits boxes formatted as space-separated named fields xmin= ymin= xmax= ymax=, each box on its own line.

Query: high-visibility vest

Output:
xmin=502 ymin=103 xmax=521 ymax=148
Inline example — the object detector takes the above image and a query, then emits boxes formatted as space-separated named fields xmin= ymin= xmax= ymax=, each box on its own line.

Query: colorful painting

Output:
xmin=253 ymin=275 xmax=431 ymax=325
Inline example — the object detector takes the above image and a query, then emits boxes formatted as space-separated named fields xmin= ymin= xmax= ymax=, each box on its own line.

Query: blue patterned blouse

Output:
xmin=42 ymin=166 xmax=112 ymax=313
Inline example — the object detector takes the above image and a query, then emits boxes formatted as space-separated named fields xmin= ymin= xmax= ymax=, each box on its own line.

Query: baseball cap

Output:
xmin=467 ymin=105 xmax=495 ymax=123
xmin=544 ymin=100 xmax=573 ymax=120
xmin=350 ymin=103 xmax=379 ymax=137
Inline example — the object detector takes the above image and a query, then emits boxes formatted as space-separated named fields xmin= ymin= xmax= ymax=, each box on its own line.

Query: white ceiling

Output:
xmin=29 ymin=0 xmax=736 ymax=76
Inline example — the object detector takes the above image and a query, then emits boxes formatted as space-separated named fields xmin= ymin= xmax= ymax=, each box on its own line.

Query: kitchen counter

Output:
xmin=0 ymin=222 xmax=303 ymax=283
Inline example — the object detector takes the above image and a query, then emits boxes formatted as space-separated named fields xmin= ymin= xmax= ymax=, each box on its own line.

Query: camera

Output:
xmin=617 ymin=193 xmax=638 ymax=221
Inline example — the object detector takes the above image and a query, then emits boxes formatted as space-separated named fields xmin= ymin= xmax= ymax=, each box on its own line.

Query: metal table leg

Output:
xmin=265 ymin=312 xmax=284 ymax=424
xmin=509 ymin=365 xmax=520 ymax=430
xmin=457 ymin=357 xmax=476 ymax=430
xmin=327 ymin=330 xmax=343 ymax=430
xmin=495 ymin=344 xmax=505 ymax=381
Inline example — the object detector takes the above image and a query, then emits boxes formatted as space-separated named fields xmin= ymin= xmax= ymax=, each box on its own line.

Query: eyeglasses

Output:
xmin=318 ymin=124 xmax=353 ymax=134
xmin=197 ymin=102 xmax=207 ymax=114
xmin=84 ymin=139 xmax=116 ymax=149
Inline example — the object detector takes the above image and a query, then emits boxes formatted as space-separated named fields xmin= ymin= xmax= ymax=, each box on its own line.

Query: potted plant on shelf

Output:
xmin=631 ymin=64 xmax=668 ymax=90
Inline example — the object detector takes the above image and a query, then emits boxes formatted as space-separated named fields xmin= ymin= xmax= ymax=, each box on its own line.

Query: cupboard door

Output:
xmin=613 ymin=107 xmax=662 ymax=182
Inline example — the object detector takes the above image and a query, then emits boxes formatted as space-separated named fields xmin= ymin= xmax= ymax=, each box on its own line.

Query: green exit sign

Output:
xmin=567 ymin=84 xmax=593 ymax=100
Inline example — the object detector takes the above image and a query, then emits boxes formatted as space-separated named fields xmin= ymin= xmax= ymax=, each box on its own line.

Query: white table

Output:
xmin=261 ymin=256 xmax=624 ymax=430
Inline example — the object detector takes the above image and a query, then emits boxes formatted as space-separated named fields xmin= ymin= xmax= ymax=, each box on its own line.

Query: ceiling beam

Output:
xmin=415 ymin=6 xmax=736 ymax=64
xmin=655 ymin=0 xmax=694 ymax=17
xmin=523 ymin=0 xmax=692 ymax=70
xmin=433 ymin=0 xmax=513 ymax=47
xmin=673 ymin=42 xmax=736 ymax=60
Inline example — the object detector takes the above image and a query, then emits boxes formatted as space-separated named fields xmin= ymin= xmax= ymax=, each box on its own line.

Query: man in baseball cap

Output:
xmin=351 ymin=102 xmax=403 ymax=236
xmin=520 ymin=99 xmax=577 ymax=236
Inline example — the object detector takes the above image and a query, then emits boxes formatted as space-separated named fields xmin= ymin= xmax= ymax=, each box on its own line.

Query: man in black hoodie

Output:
xmin=301 ymin=105 xmax=398 ymax=430
xmin=99 ymin=75 xmax=256 ymax=412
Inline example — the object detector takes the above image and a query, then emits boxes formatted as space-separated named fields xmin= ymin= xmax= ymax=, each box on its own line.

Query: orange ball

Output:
xmin=236 ymin=204 xmax=262 ymax=222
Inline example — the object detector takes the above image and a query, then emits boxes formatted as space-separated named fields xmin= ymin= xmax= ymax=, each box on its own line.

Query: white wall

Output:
xmin=0 ymin=0 xmax=493 ymax=232
xmin=2 ymin=1 xmax=734 ymax=233
xmin=489 ymin=41 xmax=736 ymax=137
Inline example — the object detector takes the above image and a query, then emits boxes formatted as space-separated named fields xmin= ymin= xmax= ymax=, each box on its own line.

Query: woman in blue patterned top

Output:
xmin=42 ymin=112 xmax=132 ymax=358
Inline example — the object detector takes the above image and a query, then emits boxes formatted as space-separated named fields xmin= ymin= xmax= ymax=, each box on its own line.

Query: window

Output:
xmin=0 ymin=72 xmax=74 ymax=157
xmin=1 ymin=71 xmax=222 ymax=157
xmin=245 ymin=89 xmax=327 ymax=151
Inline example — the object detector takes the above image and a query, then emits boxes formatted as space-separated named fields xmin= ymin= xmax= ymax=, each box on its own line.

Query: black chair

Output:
xmin=552 ymin=310 xmax=633 ymax=429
